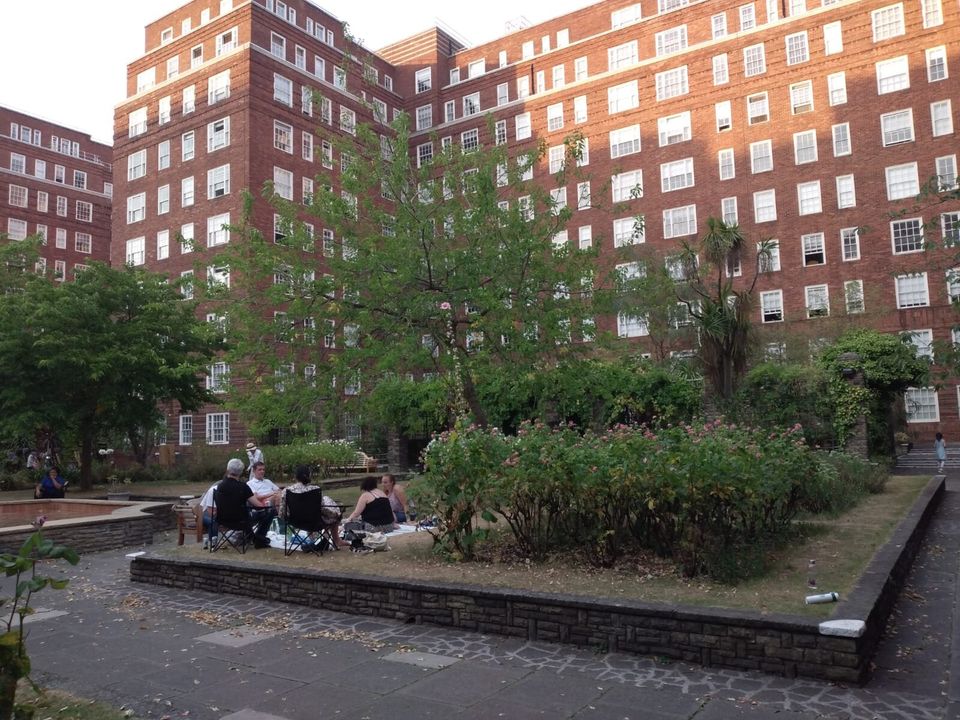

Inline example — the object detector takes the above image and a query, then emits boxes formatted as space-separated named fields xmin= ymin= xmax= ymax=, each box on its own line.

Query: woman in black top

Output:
xmin=346 ymin=476 xmax=396 ymax=531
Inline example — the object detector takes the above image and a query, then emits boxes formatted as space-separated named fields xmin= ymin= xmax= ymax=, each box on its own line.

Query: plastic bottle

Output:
xmin=807 ymin=559 xmax=817 ymax=589
xmin=805 ymin=592 xmax=839 ymax=605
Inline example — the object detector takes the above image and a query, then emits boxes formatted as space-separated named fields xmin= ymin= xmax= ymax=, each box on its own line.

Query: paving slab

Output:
xmin=397 ymin=658 xmax=530 ymax=705
xmin=487 ymin=669 xmax=607 ymax=715
xmin=175 ymin=672 xmax=304 ymax=713
xmin=342 ymin=694 xmax=461 ymax=720
xmin=382 ymin=649 xmax=461 ymax=669
xmin=322 ymin=657 xmax=439 ymax=694
xmin=197 ymin=624 xmax=279 ymax=647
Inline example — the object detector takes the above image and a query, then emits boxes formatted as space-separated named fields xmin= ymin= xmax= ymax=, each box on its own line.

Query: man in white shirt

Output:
xmin=199 ymin=481 xmax=218 ymax=549
xmin=245 ymin=442 xmax=264 ymax=480
xmin=247 ymin=462 xmax=281 ymax=506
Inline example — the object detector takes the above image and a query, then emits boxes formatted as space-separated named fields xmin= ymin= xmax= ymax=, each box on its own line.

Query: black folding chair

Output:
xmin=210 ymin=487 xmax=252 ymax=554
xmin=283 ymin=490 xmax=338 ymax=557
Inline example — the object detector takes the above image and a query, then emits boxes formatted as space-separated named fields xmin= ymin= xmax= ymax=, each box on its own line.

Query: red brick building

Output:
xmin=1 ymin=106 xmax=112 ymax=279
xmin=114 ymin=0 xmax=960 ymax=448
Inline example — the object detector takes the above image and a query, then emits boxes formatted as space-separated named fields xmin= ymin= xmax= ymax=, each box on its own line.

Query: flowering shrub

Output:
xmin=416 ymin=420 xmax=863 ymax=581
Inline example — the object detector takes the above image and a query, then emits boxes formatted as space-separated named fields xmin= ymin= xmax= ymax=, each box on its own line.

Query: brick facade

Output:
xmin=114 ymin=0 xmax=960 ymax=447
xmin=0 ymin=106 xmax=112 ymax=279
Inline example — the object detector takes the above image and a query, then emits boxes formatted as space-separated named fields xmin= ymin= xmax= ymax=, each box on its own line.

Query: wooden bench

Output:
xmin=335 ymin=452 xmax=379 ymax=474
xmin=174 ymin=497 xmax=203 ymax=546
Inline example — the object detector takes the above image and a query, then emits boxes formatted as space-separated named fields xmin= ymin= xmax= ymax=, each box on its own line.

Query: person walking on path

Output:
xmin=245 ymin=441 xmax=264 ymax=480
xmin=935 ymin=432 xmax=947 ymax=473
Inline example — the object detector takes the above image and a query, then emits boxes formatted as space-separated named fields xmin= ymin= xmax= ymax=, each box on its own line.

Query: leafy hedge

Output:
xmin=413 ymin=421 xmax=884 ymax=582
xmin=267 ymin=441 xmax=359 ymax=482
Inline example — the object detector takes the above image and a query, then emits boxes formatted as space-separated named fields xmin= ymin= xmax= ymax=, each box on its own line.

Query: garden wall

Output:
xmin=130 ymin=476 xmax=944 ymax=684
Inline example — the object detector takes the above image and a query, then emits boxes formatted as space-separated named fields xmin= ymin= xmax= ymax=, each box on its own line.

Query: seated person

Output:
xmin=36 ymin=466 xmax=66 ymax=499
xmin=346 ymin=476 xmax=397 ymax=532
xmin=247 ymin=461 xmax=282 ymax=507
xmin=214 ymin=458 xmax=272 ymax=549
xmin=199 ymin=481 xmax=219 ymax=547
xmin=381 ymin=474 xmax=410 ymax=523
xmin=280 ymin=465 xmax=347 ymax=548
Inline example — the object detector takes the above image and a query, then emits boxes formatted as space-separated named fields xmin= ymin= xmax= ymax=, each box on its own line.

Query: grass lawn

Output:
xmin=13 ymin=684 xmax=126 ymax=720
xmin=164 ymin=474 xmax=931 ymax=618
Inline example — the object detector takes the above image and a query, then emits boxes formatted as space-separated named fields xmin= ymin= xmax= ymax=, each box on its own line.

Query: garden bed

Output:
xmin=131 ymin=475 xmax=940 ymax=683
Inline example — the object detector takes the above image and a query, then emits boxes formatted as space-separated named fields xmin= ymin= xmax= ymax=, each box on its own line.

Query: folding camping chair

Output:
xmin=210 ymin=487 xmax=252 ymax=554
xmin=283 ymin=489 xmax=338 ymax=557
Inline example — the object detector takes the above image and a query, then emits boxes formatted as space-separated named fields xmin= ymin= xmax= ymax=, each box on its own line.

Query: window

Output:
xmin=206 ymin=413 xmax=230 ymax=444
xmin=8 ymin=153 xmax=25 ymax=174
xmin=207 ymin=265 xmax=230 ymax=290
xmin=550 ymin=188 xmax=568 ymax=214
xmin=269 ymin=32 xmax=286 ymax=58
xmin=302 ymin=177 xmax=314 ymax=204
xmin=608 ymin=81 xmax=639 ymax=113
xmin=747 ymin=93 xmax=769 ymax=124
xmin=37 ymin=191 xmax=47 ymax=213
xmin=896 ymin=273 xmax=929 ymax=307
xmin=514 ymin=112 xmax=532 ymax=140
xmin=790 ymin=81 xmax=813 ymax=114
xmin=937 ymin=156 xmax=958 ymax=190
xmin=881 ymin=109 xmax=914 ymax=145
xmin=655 ymin=67 xmax=688 ymax=100
xmin=416 ymin=105 xmax=432 ymax=131
xmin=617 ymin=313 xmax=648 ymax=338
xmin=932 ymin=100 xmax=954 ymax=136
xmin=577 ymin=182 xmax=591 ymax=210
xmin=273 ymin=120 xmax=293 ymax=153
xmin=156 ymin=230 xmax=169 ymax=260
xmin=126 ymin=193 xmax=146 ymax=223
xmin=805 ymin=285 xmax=829 ymax=317
xmin=215 ymin=27 xmax=237 ymax=55
xmin=273 ymin=167 xmax=293 ymax=200
xmin=663 ymin=205 xmax=697 ymax=239
xmin=922 ymin=0 xmax=944 ymax=27
xmin=156 ymin=184 xmax=170 ymax=215
xmin=712 ymin=54 xmax=729 ymax=86
xmin=827 ymin=72 xmax=847 ymax=105
xmin=6 ymin=219 xmax=27 ymax=241
xmin=205 ymin=164 xmax=229 ymax=199
xmin=836 ymin=175 xmax=856 ymax=209
xmin=712 ymin=13 xmax=727 ymax=38
xmin=750 ymin=140 xmax=773 ymax=173
xmin=802 ymin=232 xmax=826 ymax=265
xmin=207 ymin=363 xmax=229 ymax=393
xmin=191 ymin=44 xmax=203 ymax=68
xmin=612 ymin=170 xmax=643 ymax=202
xmin=127 ymin=149 xmax=146 ymax=180
xmin=845 ymin=280 xmax=865 ymax=313
xmin=55 ymin=228 xmax=66 ymax=248
xmin=613 ymin=217 xmax=643 ymax=246
xmin=574 ymin=96 xmax=587 ymax=124
xmin=785 ymin=32 xmax=809 ymax=65
xmin=760 ymin=290 xmax=784 ymax=322
xmin=461 ymin=129 xmax=479 ymax=152
xmin=182 ymin=131 xmax=195 ymax=161
xmin=179 ymin=416 xmax=193 ymax=445
xmin=718 ymin=149 xmax=735 ymax=180
xmin=832 ymin=123 xmax=851 ymax=156
xmin=793 ymin=131 xmax=818 ymax=164
xmin=721 ymin=197 xmax=738 ymax=225
xmin=208 ymin=69 xmax=230 ymax=104
xmin=658 ymin=111 xmax=691 ymax=146
xmin=7 ymin=185 xmax=27 ymax=208
xmin=658 ymin=157 xmax=694 ymax=192
xmin=610 ymin=125 xmax=641 ymax=157
xmin=333 ymin=66 xmax=346 ymax=89
xmin=574 ymin=57 xmax=588 ymax=81
xmin=743 ymin=44 xmax=766 ymax=77
xmin=886 ymin=163 xmax=919 ymax=200
xmin=463 ymin=92 xmax=480 ymax=117
xmin=54 ymin=165 xmax=65 ymax=183
xmin=905 ymin=388 xmax=938 ymax=423
xmin=158 ymin=96 xmax=171 ymax=125
xmin=273 ymin=74 xmax=292 ymax=105
xmin=715 ymin=101 xmax=732 ymax=132
xmin=415 ymin=68 xmax=431 ymax=93
xmin=876 ymin=56 xmax=910 ymax=94
xmin=158 ymin=140 xmax=170 ymax=170
xmin=56 ymin=196 xmax=67 ymax=217
xmin=655 ymin=26 xmax=687 ymax=56
xmin=136 ymin=67 xmax=155 ymax=93
xmin=125 ymin=236 xmax=145 ymax=266
xmin=872 ymin=4 xmax=905 ymax=41
xmin=891 ymin=218 xmax=924 ymax=253
xmin=842 ymin=228 xmax=861 ymax=261
xmin=73 ymin=170 xmax=87 ymax=190
xmin=76 ymin=200 xmax=92 ymax=222
xmin=798 ymin=182 xmax=822 ymax=215
xmin=578 ymin=226 xmax=593 ymax=249
xmin=754 ymin=189 xmax=777 ymax=222
xmin=609 ymin=41 xmax=638 ymax=71
xmin=302 ymin=132 xmax=313 ymax=162
xmin=34 ymin=160 xmax=46 ymax=179
xmin=547 ymin=103 xmax=564 ymax=132
xmin=207 ymin=116 xmax=230 ymax=151
xmin=926 ymin=46 xmax=948 ymax=83
xmin=207 ymin=213 xmax=230 ymax=247
xmin=824 ymin=22 xmax=843 ymax=55
xmin=180 ymin=223 xmax=194 ymax=254
xmin=740 ymin=3 xmax=756 ymax=29
xmin=611 ymin=3 xmax=642 ymax=28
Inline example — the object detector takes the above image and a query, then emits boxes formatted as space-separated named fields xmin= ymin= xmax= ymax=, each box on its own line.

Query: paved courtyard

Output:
xmin=7 ymin=476 xmax=959 ymax=719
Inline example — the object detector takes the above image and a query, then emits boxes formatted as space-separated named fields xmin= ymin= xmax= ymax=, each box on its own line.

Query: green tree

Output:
xmin=675 ymin=218 xmax=772 ymax=402
xmin=0 ymin=263 xmax=219 ymax=488
xmin=222 ymin=115 xmax=616 ymax=432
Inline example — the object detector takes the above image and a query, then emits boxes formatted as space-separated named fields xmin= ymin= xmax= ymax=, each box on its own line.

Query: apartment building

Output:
xmin=0 ymin=106 xmax=112 ymax=279
xmin=115 ymin=0 xmax=960 ymax=448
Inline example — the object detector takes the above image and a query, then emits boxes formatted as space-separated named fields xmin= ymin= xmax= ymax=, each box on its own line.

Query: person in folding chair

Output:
xmin=279 ymin=464 xmax=348 ymax=554
xmin=212 ymin=458 xmax=272 ymax=551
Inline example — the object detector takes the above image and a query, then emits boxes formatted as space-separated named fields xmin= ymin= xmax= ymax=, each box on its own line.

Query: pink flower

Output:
xmin=439 ymin=301 xmax=452 ymax=310
xmin=32 ymin=515 xmax=47 ymax=529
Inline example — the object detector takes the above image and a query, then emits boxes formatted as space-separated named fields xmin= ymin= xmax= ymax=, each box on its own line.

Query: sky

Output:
xmin=2 ymin=0 xmax=594 ymax=145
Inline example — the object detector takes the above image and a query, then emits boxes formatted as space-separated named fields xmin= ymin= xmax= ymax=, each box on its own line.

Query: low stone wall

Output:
xmin=1 ymin=502 xmax=171 ymax=555
xmin=130 ymin=476 xmax=944 ymax=684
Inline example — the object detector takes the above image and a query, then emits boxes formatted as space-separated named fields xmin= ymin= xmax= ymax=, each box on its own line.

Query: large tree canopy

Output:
xmin=0 ymin=262 xmax=219 ymax=488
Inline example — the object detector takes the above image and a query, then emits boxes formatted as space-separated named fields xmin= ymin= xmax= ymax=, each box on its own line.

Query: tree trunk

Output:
xmin=79 ymin=426 xmax=95 ymax=491
xmin=461 ymin=373 xmax=488 ymax=427
xmin=0 ymin=634 xmax=29 ymax=720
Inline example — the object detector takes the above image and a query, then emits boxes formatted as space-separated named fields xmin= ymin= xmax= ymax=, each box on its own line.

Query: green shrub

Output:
xmin=268 ymin=441 xmax=358 ymax=482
